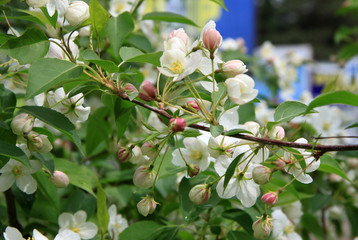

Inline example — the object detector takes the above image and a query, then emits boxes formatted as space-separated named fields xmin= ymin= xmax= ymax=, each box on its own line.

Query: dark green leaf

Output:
xmin=119 ymin=46 xmax=143 ymax=61
xmin=125 ymin=33 xmax=153 ymax=53
xmin=318 ymin=155 xmax=350 ymax=181
xmin=41 ymin=7 xmax=58 ymax=28
xmin=82 ymin=50 xmax=119 ymax=73
xmin=97 ymin=181 xmax=109 ymax=235
xmin=33 ymin=171 xmax=60 ymax=211
xmin=301 ymin=213 xmax=323 ymax=239
xmin=0 ymin=28 xmax=49 ymax=64
xmin=306 ymin=91 xmax=358 ymax=113
xmin=89 ymin=0 xmax=110 ymax=34
xmin=0 ymin=141 xmax=30 ymax=167
xmin=238 ymin=102 xmax=255 ymax=123
xmin=19 ymin=106 xmax=83 ymax=154
xmin=126 ymin=51 xmax=163 ymax=67
xmin=227 ymin=231 xmax=256 ymax=240
xmin=142 ymin=12 xmax=198 ymax=27
xmin=274 ymin=101 xmax=307 ymax=122
xmin=118 ymin=221 xmax=162 ymax=240
xmin=223 ymin=153 xmax=244 ymax=191
xmin=209 ymin=0 xmax=228 ymax=11
xmin=338 ymin=43 xmax=358 ymax=60
xmin=210 ymin=124 xmax=223 ymax=137
xmin=105 ymin=12 xmax=134 ymax=55
xmin=181 ymin=129 xmax=201 ymax=138
xmin=346 ymin=122 xmax=358 ymax=129
xmin=26 ymin=58 xmax=83 ymax=99
xmin=32 ymin=152 xmax=55 ymax=173
xmin=222 ymin=209 xmax=253 ymax=234
xmin=0 ymin=120 xmax=9 ymax=130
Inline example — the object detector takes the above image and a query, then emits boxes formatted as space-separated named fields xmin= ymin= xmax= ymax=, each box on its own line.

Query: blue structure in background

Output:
xmin=215 ymin=0 xmax=256 ymax=54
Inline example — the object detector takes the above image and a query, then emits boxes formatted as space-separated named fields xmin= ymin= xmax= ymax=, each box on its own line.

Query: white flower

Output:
xmin=26 ymin=0 xmax=48 ymax=8
xmin=47 ymin=0 xmax=69 ymax=17
xmin=3 ymin=227 xmax=24 ymax=240
xmin=225 ymin=74 xmax=258 ymax=105
xmin=214 ymin=148 xmax=260 ymax=207
xmin=108 ymin=205 xmax=128 ymax=239
xmin=158 ymin=49 xmax=202 ymax=81
xmin=3 ymin=227 xmax=79 ymax=240
xmin=109 ymin=0 xmax=134 ymax=17
xmin=200 ymin=20 xmax=222 ymax=51
xmin=280 ymin=201 xmax=303 ymax=224
xmin=58 ymin=210 xmax=98 ymax=239
xmin=47 ymin=31 xmax=80 ymax=61
xmin=172 ymin=137 xmax=211 ymax=172
xmin=0 ymin=159 xmax=41 ymax=194
xmin=284 ymin=138 xmax=320 ymax=184
xmin=208 ymin=135 xmax=238 ymax=158
xmin=65 ymin=1 xmax=90 ymax=26
xmin=272 ymin=209 xmax=302 ymax=240
xmin=47 ymin=87 xmax=90 ymax=124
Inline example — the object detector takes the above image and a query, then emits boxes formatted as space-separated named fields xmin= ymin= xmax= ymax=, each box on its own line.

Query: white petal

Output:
xmin=108 ymin=204 xmax=117 ymax=221
xmin=78 ymin=222 xmax=98 ymax=239
xmin=171 ymin=149 xmax=186 ymax=167
xmin=58 ymin=212 xmax=74 ymax=229
xmin=214 ymin=155 xmax=232 ymax=176
xmin=75 ymin=106 xmax=90 ymax=122
xmin=291 ymin=168 xmax=313 ymax=184
xmin=16 ymin=174 xmax=37 ymax=194
xmin=216 ymin=178 xmax=237 ymax=199
xmin=0 ymin=173 xmax=15 ymax=192
xmin=236 ymin=180 xmax=260 ymax=207
xmin=74 ymin=210 xmax=87 ymax=224
xmin=3 ymin=226 xmax=24 ymax=240
xmin=54 ymin=230 xmax=80 ymax=240
xmin=33 ymin=229 xmax=48 ymax=240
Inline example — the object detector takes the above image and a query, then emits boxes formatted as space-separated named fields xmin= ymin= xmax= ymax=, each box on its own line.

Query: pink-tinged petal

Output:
xmin=58 ymin=213 xmax=74 ymax=229
xmin=74 ymin=210 xmax=87 ymax=225
xmin=0 ymin=173 xmax=16 ymax=192
xmin=78 ymin=222 xmax=98 ymax=239
xmin=16 ymin=174 xmax=37 ymax=194
xmin=3 ymin=226 xmax=24 ymax=240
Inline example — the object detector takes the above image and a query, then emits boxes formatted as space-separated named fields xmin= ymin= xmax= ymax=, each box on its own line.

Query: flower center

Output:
xmin=323 ymin=122 xmax=330 ymax=131
xmin=170 ymin=60 xmax=183 ymax=74
xmin=116 ymin=3 xmax=125 ymax=12
xmin=12 ymin=166 xmax=25 ymax=178
xmin=189 ymin=150 xmax=201 ymax=160
xmin=284 ymin=224 xmax=295 ymax=234
xmin=72 ymin=227 xmax=81 ymax=233
xmin=115 ymin=222 xmax=122 ymax=233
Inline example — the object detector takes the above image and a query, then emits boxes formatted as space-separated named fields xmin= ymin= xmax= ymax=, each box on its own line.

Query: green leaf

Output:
xmin=227 ymin=231 xmax=256 ymax=240
xmin=338 ymin=43 xmax=358 ymax=60
xmin=346 ymin=122 xmax=358 ymax=129
xmin=142 ymin=12 xmax=198 ymax=27
xmin=181 ymin=129 xmax=201 ymax=138
xmin=33 ymin=171 xmax=60 ymax=211
xmin=0 ymin=141 xmax=30 ymax=167
xmin=118 ymin=221 xmax=162 ymax=240
xmin=126 ymin=51 xmax=163 ymax=67
xmin=89 ymin=0 xmax=110 ymax=34
xmin=0 ymin=28 xmax=49 ymax=64
xmin=274 ymin=101 xmax=308 ymax=122
xmin=19 ymin=106 xmax=83 ymax=155
xmin=210 ymin=124 xmax=223 ymax=137
xmin=224 ymin=128 xmax=252 ymax=136
xmin=125 ymin=33 xmax=153 ymax=53
xmin=222 ymin=209 xmax=253 ymax=234
xmin=97 ymin=181 xmax=109 ymax=235
xmin=40 ymin=7 xmax=58 ymax=28
xmin=82 ymin=50 xmax=119 ymax=73
xmin=32 ymin=152 xmax=55 ymax=173
xmin=212 ymin=83 xmax=226 ymax=104
xmin=26 ymin=58 xmax=83 ymax=99
xmin=238 ymin=102 xmax=255 ymax=124
xmin=223 ymin=153 xmax=244 ymax=191
xmin=119 ymin=46 xmax=144 ymax=61
xmin=54 ymin=158 xmax=96 ymax=196
xmin=306 ymin=91 xmax=358 ymax=113
xmin=105 ymin=12 xmax=134 ymax=55
xmin=301 ymin=213 xmax=323 ymax=239
xmin=318 ymin=155 xmax=350 ymax=181
xmin=209 ymin=0 xmax=228 ymax=11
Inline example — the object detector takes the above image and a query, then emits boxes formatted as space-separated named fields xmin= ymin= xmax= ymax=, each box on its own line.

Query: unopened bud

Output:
xmin=123 ymin=83 xmax=138 ymax=96
xmin=118 ymin=146 xmax=132 ymax=162
xmin=252 ymin=165 xmax=272 ymax=185
xmin=261 ymin=192 xmax=278 ymax=206
xmin=222 ymin=60 xmax=248 ymax=77
xmin=26 ymin=0 xmax=48 ymax=8
xmin=169 ymin=117 xmax=186 ymax=132
xmin=187 ymin=164 xmax=200 ymax=177
xmin=141 ymin=142 xmax=157 ymax=160
xmin=11 ymin=113 xmax=34 ymax=135
xmin=203 ymin=29 xmax=222 ymax=52
xmin=252 ymin=216 xmax=273 ymax=239
xmin=184 ymin=100 xmax=199 ymax=113
xmin=244 ymin=121 xmax=260 ymax=136
xmin=189 ymin=184 xmax=211 ymax=204
xmin=137 ymin=195 xmax=158 ymax=216
xmin=268 ymin=126 xmax=285 ymax=140
xmin=133 ymin=165 xmax=156 ymax=189
xmin=139 ymin=80 xmax=156 ymax=102
xmin=275 ymin=159 xmax=285 ymax=169
xmin=169 ymin=28 xmax=189 ymax=45
xmin=27 ymin=131 xmax=53 ymax=153
xmin=65 ymin=1 xmax=90 ymax=26
xmin=50 ymin=170 xmax=70 ymax=188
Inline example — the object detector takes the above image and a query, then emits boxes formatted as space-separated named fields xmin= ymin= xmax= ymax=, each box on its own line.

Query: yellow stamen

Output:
xmin=189 ymin=151 xmax=201 ymax=160
xmin=12 ymin=166 xmax=24 ymax=178
xmin=170 ymin=60 xmax=183 ymax=74
xmin=116 ymin=3 xmax=125 ymax=12
xmin=284 ymin=224 xmax=295 ymax=234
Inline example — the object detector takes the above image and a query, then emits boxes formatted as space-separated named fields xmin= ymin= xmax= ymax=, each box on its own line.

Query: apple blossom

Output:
xmin=109 ymin=0 xmax=134 ymax=17
xmin=268 ymin=126 xmax=285 ymax=140
xmin=27 ymin=131 xmax=53 ymax=153
xmin=184 ymin=100 xmax=199 ymax=112
xmin=222 ymin=60 xmax=248 ymax=77
xmin=11 ymin=113 xmax=34 ymax=136
xmin=225 ymin=74 xmax=258 ymax=105
xmin=133 ymin=165 xmax=156 ymax=189
xmin=272 ymin=209 xmax=302 ymax=240
xmin=137 ymin=195 xmax=158 ymax=216
xmin=47 ymin=0 xmax=69 ymax=17
xmin=117 ymin=146 xmax=132 ymax=162
xmin=187 ymin=164 xmax=200 ymax=178
xmin=26 ymin=0 xmax=48 ymax=8
xmin=261 ymin=192 xmax=279 ymax=206
xmin=65 ymin=1 xmax=90 ymax=26
xmin=252 ymin=216 xmax=273 ymax=239
xmin=0 ymin=159 xmax=42 ymax=194
xmin=58 ymin=210 xmax=98 ymax=239
xmin=169 ymin=117 xmax=186 ymax=132
xmin=47 ymin=32 xmax=80 ymax=61
xmin=201 ymin=20 xmax=222 ymax=53
xmin=189 ymin=184 xmax=211 ymax=204
xmin=108 ymin=205 xmax=128 ymax=239
xmin=141 ymin=142 xmax=157 ymax=160
xmin=168 ymin=28 xmax=189 ymax=46
xmin=252 ymin=165 xmax=272 ymax=185
xmin=50 ymin=170 xmax=70 ymax=188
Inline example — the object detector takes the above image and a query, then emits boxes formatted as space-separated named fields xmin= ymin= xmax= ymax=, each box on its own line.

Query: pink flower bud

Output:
xmin=65 ymin=1 xmax=90 ymax=26
xmin=27 ymin=131 xmax=53 ymax=153
xmin=169 ymin=117 xmax=186 ymax=132
xmin=244 ymin=121 xmax=260 ymax=136
xmin=137 ymin=195 xmax=158 ymax=216
xmin=261 ymin=192 xmax=278 ymax=206
xmin=133 ymin=165 xmax=156 ymax=189
xmin=189 ymin=184 xmax=211 ymax=204
xmin=252 ymin=216 xmax=273 ymax=239
xmin=141 ymin=142 xmax=157 ymax=160
xmin=50 ymin=170 xmax=70 ymax=188
xmin=203 ymin=29 xmax=222 ymax=52
xmin=252 ymin=166 xmax=272 ymax=185
xmin=118 ymin=146 xmax=132 ymax=162
xmin=222 ymin=60 xmax=248 ymax=77
xmin=187 ymin=164 xmax=200 ymax=178
xmin=138 ymin=80 xmax=156 ymax=102
xmin=275 ymin=159 xmax=285 ymax=169
xmin=184 ymin=100 xmax=199 ymax=113
xmin=169 ymin=28 xmax=189 ymax=45
xmin=11 ymin=113 xmax=34 ymax=135
xmin=268 ymin=126 xmax=285 ymax=140
xmin=123 ymin=83 xmax=138 ymax=95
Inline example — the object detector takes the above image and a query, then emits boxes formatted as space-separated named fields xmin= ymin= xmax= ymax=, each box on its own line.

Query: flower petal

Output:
xmin=74 ymin=210 xmax=87 ymax=225
xmin=3 ymin=226 xmax=24 ymax=240
xmin=78 ymin=222 xmax=98 ymax=239
xmin=58 ymin=212 xmax=74 ymax=229
xmin=0 ymin=173 xmax=15 ymax=192
xmin=16 ymin=174 xmax=37 ymax=194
